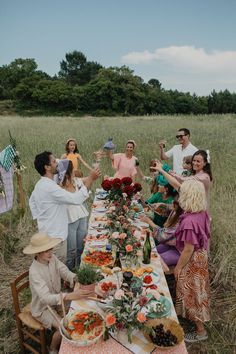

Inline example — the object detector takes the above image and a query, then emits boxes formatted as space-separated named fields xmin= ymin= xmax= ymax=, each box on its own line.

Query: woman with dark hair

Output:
xmin=141 ymin=177 xmax=177 ymax=228
xmin=57 ymin=159 xmax=89 ymax=270
xmin=61 ymin=138 xmax=93 ymax=177
xmin=152 ymin=150 xmax=212 ymax=211
xmin=108 ymin=140 xmax=139 ymax=180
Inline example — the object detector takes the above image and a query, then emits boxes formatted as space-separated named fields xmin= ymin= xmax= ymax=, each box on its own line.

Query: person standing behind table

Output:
xmin=61 ymin=138 xmax=93 ymax=177
xmin=159 ymin=128 xmax=198 ymax=175
xmin=57 ymin=159 xmax=89 ymax=270
xmin=153 ymin=150 xmax=213 ymax=213
xmin=174 ymin=180 xmax=211 ymax=343
xmin=29 ymin=151 xmax=100 ymax=262
xmin=108 ymin=140 xmax=138 ymax=180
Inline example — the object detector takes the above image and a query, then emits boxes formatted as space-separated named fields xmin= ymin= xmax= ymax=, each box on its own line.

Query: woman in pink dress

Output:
xmin=108 ymin=140 xmax=138 ymax=180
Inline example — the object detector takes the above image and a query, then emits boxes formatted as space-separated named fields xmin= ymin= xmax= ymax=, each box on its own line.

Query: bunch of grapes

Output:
xmin=150 ymin=323 xmax=178 ymax=347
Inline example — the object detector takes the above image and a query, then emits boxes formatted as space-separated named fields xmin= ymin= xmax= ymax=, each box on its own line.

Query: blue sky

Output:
xmin=1 ymin=0 xmax=236 ymax=95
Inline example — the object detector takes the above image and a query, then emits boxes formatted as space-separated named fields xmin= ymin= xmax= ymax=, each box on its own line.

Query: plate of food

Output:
xmin=83 ymin=250 xmax=114 ymax=267
xmin=90 ymin=221 xmax=107 ymax=231
xmin=96 ymin=192 xmax=108 ymax=200
xmin=60 ymin=310 xmax=105 ymax=347
xmin=132 ymin=219 xmax=150 ymax=228
xmin=92 ymin=207 xmax=107 ymax=213
xmin=96 ymin=276 xmax=118 ymax=298
xmin=145 ymin=295 xmax=172 ymax=319
xmin=144 ymin=318 xmax=184 ymax=350
xmin=142 ymin=273 xmax=160 ymax=289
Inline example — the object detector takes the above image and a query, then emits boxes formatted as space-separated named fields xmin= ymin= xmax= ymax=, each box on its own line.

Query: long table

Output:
xmin=59 ymin=190 xmax=188 ymax=354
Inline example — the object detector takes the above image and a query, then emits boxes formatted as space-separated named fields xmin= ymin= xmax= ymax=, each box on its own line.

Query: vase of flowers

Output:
xmin=109 ymin=223 xmax=142 ymax=268
xmin=101 ymin=177 xmax=142 ymax=204
xmin=105 ymin=287 xmax=150 ymax=343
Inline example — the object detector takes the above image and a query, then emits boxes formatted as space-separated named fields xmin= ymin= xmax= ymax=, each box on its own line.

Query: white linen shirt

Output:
xmin=29 ymin=254 xmax=75 ymax=318
xmin=29 ymin=177 xmax=89 ymax=240
xmin=165 ymin=143 xmax=198 ymax=175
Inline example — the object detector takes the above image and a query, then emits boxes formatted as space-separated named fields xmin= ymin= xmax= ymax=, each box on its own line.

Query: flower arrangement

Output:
xmin=108 ymin=221 xmax=142 ymax=267
xmin=101 ymin=177 xmax=142 ymax=204
xmin=105 ymin=287 xmax=149 ymax=343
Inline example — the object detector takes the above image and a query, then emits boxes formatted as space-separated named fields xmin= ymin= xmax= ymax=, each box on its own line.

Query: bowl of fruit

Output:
xmin=144 ymin=318 xmax=184 ymax=350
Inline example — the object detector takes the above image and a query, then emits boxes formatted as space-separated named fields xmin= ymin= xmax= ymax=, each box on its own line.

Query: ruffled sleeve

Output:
xmin=175 ymin=212 xmax=210 ymax=252
xmin=112 ymin=153 xmax=122 ymax=171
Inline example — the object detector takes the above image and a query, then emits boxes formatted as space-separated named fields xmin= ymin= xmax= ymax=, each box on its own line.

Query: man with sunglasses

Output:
xmin=159 ymin=128 xmax=198 ymax=175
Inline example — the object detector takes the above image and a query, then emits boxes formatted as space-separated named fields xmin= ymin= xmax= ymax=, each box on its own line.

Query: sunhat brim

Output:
xmin=23 ymin=237 xmax=62 ymax=254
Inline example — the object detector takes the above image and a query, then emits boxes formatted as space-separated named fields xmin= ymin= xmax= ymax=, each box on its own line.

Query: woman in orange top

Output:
xmin=61 ymin=138 xmax=93 ymax=177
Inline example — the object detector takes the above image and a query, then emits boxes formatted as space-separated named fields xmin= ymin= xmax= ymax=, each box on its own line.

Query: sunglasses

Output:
xmin=176 ymin=134 xmax=186 ymax=139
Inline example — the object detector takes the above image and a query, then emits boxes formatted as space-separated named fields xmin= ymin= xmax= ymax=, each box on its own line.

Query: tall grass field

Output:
xmin=0 ymin=114 xmax=235 ymax=354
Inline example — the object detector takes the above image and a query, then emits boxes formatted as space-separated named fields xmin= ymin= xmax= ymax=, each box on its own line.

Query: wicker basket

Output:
xmin=144 ymin=318 xmax=184 ymax=350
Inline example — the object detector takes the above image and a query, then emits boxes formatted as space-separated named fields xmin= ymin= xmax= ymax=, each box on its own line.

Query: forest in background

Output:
xmin=1 ymin=51 xmax=236 ymax=116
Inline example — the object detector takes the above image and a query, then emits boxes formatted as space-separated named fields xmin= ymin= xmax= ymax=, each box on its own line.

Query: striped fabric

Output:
xmin=0 ymin=145 xmax=16 ymax=171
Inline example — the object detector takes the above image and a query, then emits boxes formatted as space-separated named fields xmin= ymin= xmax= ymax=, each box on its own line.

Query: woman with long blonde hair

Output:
xmin=174 ymin=180 xmax=211 ymax=343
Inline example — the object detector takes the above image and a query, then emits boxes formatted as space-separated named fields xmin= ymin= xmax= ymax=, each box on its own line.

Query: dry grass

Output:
xmin=0 ymin=114 xmax=236 ymax=353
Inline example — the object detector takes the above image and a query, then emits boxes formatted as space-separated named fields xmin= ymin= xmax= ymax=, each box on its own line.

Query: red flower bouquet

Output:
xmin=101 ymin=177 xmax=142 ymax=203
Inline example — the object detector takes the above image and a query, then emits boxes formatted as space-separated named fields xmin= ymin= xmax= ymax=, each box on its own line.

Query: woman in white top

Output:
xmin=57 ymin=159 xmax=89 ymax=270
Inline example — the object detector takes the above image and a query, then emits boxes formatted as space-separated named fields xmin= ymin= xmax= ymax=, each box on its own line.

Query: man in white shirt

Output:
xmin=159 ymin=128 xmax=198 ymax=175
xmin=29 ymin=151 xmax=100 ymax=261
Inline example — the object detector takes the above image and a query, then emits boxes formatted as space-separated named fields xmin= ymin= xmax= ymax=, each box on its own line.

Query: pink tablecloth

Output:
xmin=59 ymin=336 xmax=188 ymax=354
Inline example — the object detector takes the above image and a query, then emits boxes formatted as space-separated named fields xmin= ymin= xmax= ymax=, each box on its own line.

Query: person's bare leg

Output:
xmin=195 ymin=320 xmax=207 ymax=334
xmin=50 ymin=321 xmax=61 ymax=352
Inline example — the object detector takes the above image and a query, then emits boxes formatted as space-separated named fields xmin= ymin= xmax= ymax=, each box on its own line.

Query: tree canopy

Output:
xmin=1 ymin=52 xmax=236 ymax=115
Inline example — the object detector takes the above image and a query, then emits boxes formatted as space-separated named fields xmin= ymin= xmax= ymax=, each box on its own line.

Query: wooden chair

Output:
xmin=10 ymin=271 xmax=48 ymax=354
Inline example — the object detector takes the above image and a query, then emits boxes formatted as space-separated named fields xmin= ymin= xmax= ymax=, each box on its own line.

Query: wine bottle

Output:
xmin=113 ymin=250 xmax=122 ymax=268
xmin=142 ymin=231 xmax=151 ymax=264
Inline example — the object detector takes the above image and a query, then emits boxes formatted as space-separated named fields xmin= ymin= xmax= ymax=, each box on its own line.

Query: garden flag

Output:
xmin=0 ymin=145 xmax=16 ymax=171
xmin=0 ymin=166 xmax=14 ymax=214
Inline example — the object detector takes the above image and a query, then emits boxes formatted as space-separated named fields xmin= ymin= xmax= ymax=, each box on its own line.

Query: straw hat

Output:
xmin=126 ymin=139 xmax=136 ymax=147
xmin=23 ymin=233 xmax=62 ymax=254
xmin=66 ymin=138 xmax=76 ymax=144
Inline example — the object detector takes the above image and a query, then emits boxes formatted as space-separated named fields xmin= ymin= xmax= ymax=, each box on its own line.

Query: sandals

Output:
xmin=184 ymin=331 xmax=208 ymax=343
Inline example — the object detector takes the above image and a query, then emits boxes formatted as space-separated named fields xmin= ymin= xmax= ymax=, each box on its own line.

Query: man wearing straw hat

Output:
xmin=23 ymin=232 xmax=93 ymax=354
xmin=29 ymin=151 xmax=101 ymax=262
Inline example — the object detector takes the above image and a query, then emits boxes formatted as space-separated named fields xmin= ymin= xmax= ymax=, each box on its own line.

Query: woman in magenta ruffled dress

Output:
xmin=174 ymin=180 xmax=211 ymax=343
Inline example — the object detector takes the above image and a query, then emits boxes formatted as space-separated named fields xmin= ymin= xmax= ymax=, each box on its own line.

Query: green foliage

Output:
xmin=58 ymin=50 xmax=103 ymax=85
xmin=75 ymin=264 xmax=103 ymax=285
xmin=0 ymin=114 xmax=236 ymax=353
xmin=1 ymin=52 xmax=236 ymax=115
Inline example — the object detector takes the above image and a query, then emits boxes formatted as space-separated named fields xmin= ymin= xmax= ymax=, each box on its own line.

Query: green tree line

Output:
xmin=1 ymin=51 xmax=236 ymax=115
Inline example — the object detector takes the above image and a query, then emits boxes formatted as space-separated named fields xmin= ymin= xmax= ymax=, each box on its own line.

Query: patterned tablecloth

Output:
xmin=59 ymin=190 xmax=188 ymax=354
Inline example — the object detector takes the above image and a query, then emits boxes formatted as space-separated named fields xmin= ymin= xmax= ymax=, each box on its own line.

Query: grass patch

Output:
xmin=0 ymin=114 xmax=235 ymax=353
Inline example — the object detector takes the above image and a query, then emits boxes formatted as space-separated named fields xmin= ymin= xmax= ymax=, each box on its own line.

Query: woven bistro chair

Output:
xmin=10 ymin=271 xmax=48 ymax=354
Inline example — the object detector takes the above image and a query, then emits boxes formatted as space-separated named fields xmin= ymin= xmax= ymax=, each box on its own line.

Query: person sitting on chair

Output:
xmin=23 ymin=232 xmax=93 ymax=354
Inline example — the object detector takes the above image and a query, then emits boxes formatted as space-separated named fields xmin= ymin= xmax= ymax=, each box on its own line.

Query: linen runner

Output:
xmin=59 ymin=189 xmax=188 ymax=354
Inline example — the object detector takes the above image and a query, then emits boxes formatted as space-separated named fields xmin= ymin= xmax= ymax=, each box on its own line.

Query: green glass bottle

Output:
xmin=113 ymin=250 xmax=122 ymax=268
xmin=142 ymin=231 xmax=151 ymax=264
